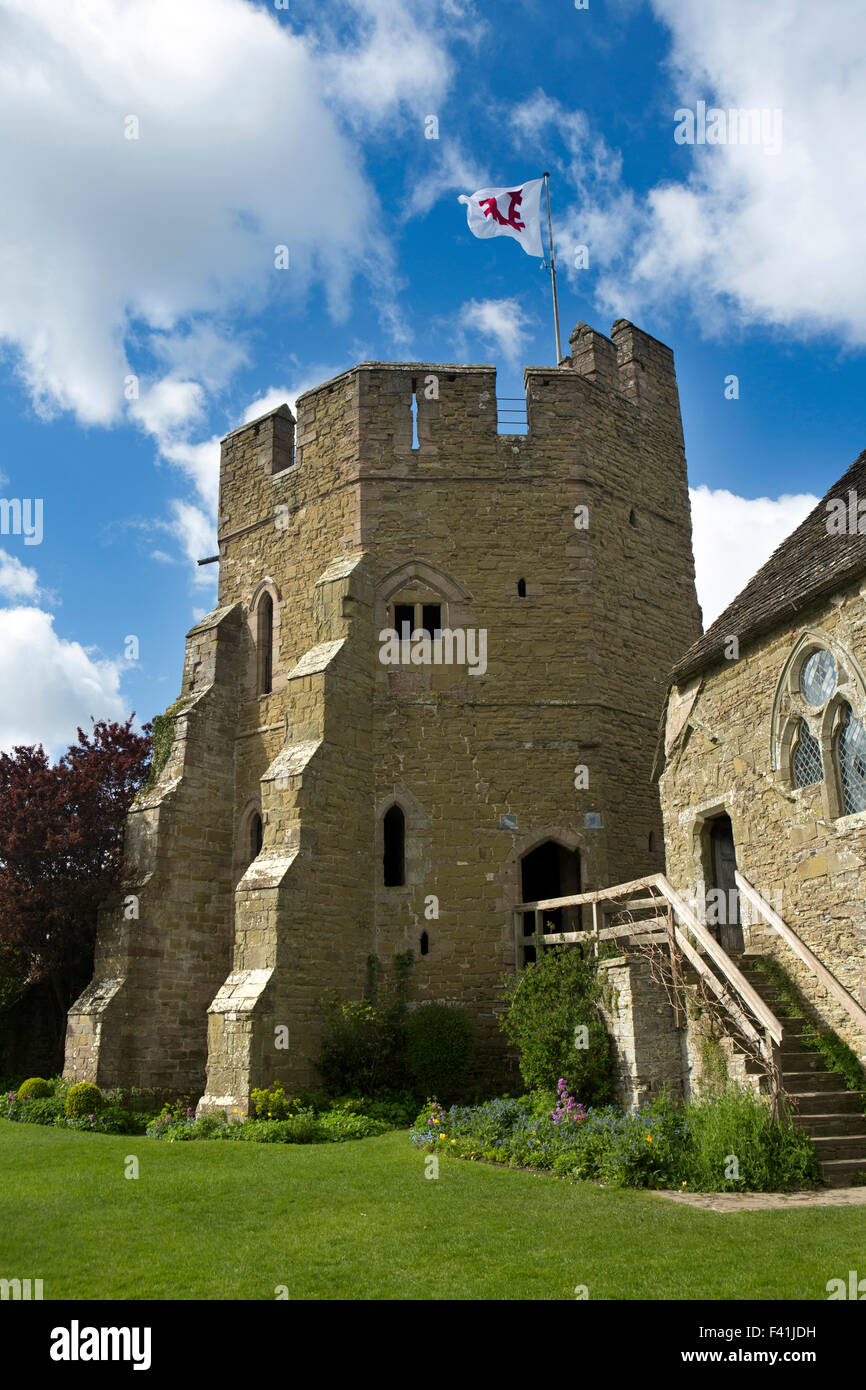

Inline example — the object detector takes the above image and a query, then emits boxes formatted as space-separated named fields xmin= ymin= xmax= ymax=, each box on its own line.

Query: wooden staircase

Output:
xmin=514 ymin=870 xmax=866 ymax=1189
xmin=736 ymin=958 xmax=866 ymax=1188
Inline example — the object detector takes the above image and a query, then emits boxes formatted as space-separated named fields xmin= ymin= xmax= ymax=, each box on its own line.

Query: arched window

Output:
xmin=257 ymin=593 xmax=273 ymax=695
xmin=420 ymin=930 xmax=430 ymax=956
xmin=791 ymin=719 xmax=823 ymax=788
xmin=383 ymin=805 xmax=406 ymax=886
xmin=835 ymin=704 xmax=866 ymax=815
xmin=517 ymin=578 xmax=526 ymax=597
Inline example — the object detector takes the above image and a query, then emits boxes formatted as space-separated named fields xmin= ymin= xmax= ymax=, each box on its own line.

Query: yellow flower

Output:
xmin=646 ymin=1134 xmax=653 ymax=1143
xmin=451 ymin=1139 xmax=456 ymax=1144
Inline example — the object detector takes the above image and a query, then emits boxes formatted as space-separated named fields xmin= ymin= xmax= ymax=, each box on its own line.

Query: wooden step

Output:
xmin=790 ymin=1089 xmax=865 ymax=1115
xmin=820 ymin=1158 xmax=866 ymax=1188
xmin=796 ymin=1113 xmax=866 ymax=1138
xmin=784 ymin=1070 xmax=847 ymax=1094
xmin=779 ymin=1050 xmax=829 ymax=1071
xmin=809 ymin=1135 xmax=866 ymax=1161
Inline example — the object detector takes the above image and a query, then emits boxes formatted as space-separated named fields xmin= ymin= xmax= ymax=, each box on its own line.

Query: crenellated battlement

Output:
xmin=217 ymin=320 xmax=686 ymax=543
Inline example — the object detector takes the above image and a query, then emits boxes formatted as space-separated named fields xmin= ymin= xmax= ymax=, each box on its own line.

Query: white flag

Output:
xmin=458 ymin=178 xmax=544 ymax=258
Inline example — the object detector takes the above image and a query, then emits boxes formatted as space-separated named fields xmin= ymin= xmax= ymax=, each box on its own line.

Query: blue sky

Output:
xmin=0 ymin=0 xmax=864 ymax=755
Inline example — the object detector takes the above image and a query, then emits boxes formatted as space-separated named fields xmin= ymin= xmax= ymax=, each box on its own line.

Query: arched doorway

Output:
xmin=520 ymin=840 xmax=581 ymax=964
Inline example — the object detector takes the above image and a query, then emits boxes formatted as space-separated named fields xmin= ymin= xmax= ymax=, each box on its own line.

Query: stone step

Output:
xmin=796 ymin=1113 xmax=866 ymax=1138
xmin=784 ymin=1069 xmax=847 ymax=1094
xmin=790 ymin=1089 xmax=865 ymax=1115
xmin=820 ymin=1158 xmax=866 ymax=1188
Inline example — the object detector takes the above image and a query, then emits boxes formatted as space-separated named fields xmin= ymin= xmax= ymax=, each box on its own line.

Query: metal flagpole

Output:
xmin=543 ymin=171 xmax=562 ymax=364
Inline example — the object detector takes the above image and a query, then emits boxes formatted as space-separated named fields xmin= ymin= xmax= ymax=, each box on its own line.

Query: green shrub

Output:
xmin=685 ymin=1087 xmax=821 ymax=1192
xmin=64 ymin=1106 xmax=148 ymax=1135
xmin=16 ymin=1077 xmax=53 ymax=1100
xmin=250 ymin=1082 xmax=301 ymax=1120
xmin=65 ymin=1082 xmax=103 ymax=1118
xmin=406 ymin=1003 xmax=474 ymax=1101
xmin=1 ymin=1094 xmax=65 ymax=1125
xmin=317 ymin=997 xmax=408 ymax=1096
xmin=499 ymin=944 xmax=614 ymax=1106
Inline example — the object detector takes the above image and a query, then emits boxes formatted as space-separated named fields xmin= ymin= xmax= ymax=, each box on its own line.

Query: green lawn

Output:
xmin=1 ymin=1119 xmax=863 ymax=1300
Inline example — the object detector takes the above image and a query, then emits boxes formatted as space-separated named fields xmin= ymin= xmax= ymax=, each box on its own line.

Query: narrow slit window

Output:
xmin=383 ymin=804 xmax=406 ymax=886
xmin=257 ymin=593 xmax=273 ymax=695
xmin=410 ymin=378 xmax=419 ymax=451
xmin=517 ymin=578 xmax=526 ymax=597
xmin=251 ymin=813 xmax=263 ymax=859
xmin=420 ymin=930 xmax=430 ymax=956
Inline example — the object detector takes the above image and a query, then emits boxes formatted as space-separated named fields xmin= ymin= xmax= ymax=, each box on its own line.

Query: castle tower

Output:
xmin=64 ymin=320 xmax=702 ymax=1109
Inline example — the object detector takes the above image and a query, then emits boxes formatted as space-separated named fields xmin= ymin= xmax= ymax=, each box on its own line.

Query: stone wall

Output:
xmin=600 ymin=954 xmax=762 ymax=1110
xmin=658 ymin=580 xmax=866 ymax=1063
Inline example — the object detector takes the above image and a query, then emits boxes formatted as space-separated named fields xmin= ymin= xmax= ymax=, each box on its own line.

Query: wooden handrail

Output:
xmin=736 ymin=871 xmax=866 ymax=1036
xmin=512 ymin=874 xmax=664 ymax=913
xmin=513 ymin=871 xmax=783 ymax=1046
xmin=652 ymin=876 xmax=783 ymax=1045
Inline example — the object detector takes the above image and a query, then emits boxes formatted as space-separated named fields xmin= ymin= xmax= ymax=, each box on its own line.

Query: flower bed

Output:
xmin=410 ymin=1083 xmax=822 ymax=1192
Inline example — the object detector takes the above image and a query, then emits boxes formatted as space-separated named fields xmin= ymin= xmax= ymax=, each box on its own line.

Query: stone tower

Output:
xmin=65 ymin=319 xmax=702 ymax=1111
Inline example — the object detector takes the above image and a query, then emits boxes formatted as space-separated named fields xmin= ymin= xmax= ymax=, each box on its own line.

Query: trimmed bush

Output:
xmin=16 ymin=1077 xmax=53 ymax=1101
xmin=406 ymin=1003 xmax=474 ymax=1101
xmin=65 ymin=1082 xmax=103 ymax=1118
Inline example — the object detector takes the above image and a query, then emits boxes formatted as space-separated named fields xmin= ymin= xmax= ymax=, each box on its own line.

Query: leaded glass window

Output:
xmin=791 ymin=720 xmax=823 ymax=788
xmin=837 ymin=705 xmax=866 ymax=815
xmin=800 ymin=649 xmax=837 ymax=706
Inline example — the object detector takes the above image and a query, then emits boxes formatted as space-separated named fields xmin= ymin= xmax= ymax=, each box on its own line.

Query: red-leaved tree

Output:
xmin=0 ymin=717 xmax=152 ymax=1064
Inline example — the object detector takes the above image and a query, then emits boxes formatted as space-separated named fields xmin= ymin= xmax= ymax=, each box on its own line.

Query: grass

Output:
xmin=3 ymin=1120 xmax=866 ymax=1299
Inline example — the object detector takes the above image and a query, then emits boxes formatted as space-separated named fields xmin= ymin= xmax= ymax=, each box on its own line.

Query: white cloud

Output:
xmin=689 ymin=485 xmax=818 ymax=628
xmin=456 ymin=298 xmax=535 ymax=365
xmin=0 ymin=606 xmax=127 ymax=755
xmin=598 ymin=0 xmax=866 ymax=340
xmin=0 ymin=0 xmax=391 ymax=429
xmin=243 ymin=364 xmax=350 ymax=425
xmin=167 ymin=498 xmax=220 ymax=586
xmin=403 ymin=140 xmax=489 ymax=219
xmin=0 ymin=549 xmax=41 ymax=601
xmin=129 ymin=377 xmax=206 ymax=443
xmin=511 ymin=6 xmax=866 ymax=344
xmin=321 ymin=0 xmax=481 ymax=126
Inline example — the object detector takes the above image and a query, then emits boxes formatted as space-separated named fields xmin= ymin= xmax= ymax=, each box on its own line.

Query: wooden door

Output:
xmin=709 ymin=816 xmax=744 ymax=954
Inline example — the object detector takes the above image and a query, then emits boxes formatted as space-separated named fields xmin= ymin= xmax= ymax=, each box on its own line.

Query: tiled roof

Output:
xmin=670 ymin=449 xmax=866 ymax=683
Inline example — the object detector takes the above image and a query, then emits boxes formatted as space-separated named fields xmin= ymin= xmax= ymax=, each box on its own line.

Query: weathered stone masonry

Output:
xmin=65 ymin=319 xmax=701 ymax=1111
